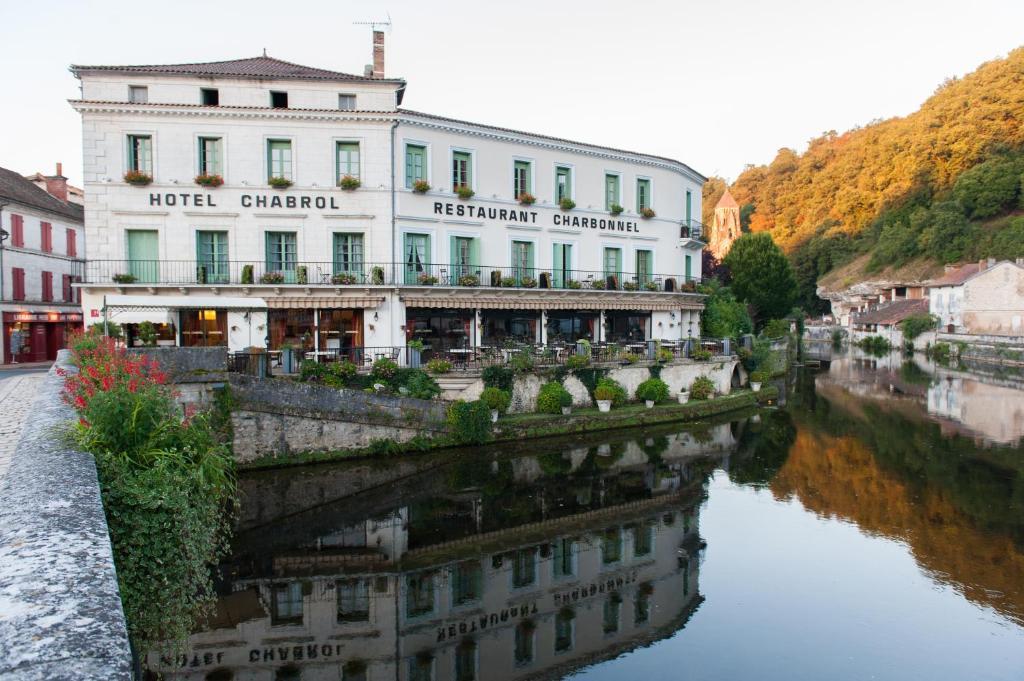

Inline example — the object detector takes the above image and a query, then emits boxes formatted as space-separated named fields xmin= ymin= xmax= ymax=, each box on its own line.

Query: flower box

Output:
xmin=412 ymin=179 xmax=431 ymax=193
xmin=338 ymin=175 xmax=361 ymax=190
xmin=456 ymin=186 xmax=475 ymax=200
xmin=194 ymin=173 xmax=224 ymax=187
xmin=123 ymin=170 xmax=152 ymax=186
xmin=518 ymin=192 xmax=536 ymax=205
xmin=268 ymin=176 xmax=293 ymax=189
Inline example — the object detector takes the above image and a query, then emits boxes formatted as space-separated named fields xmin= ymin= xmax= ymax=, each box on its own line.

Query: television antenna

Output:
xmin=352 ymin=12 xmax=392 ymax=32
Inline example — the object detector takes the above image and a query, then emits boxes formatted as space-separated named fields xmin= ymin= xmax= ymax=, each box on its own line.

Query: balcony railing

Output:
xmin=680 ymin=221 xmax=705 ymax=241
xmin=85 ymin=260 xmax=701 ymax=293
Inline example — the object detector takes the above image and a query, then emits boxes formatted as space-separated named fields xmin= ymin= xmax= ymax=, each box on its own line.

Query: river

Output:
xmin=148 ymin=352 xmax=1024 ymax=681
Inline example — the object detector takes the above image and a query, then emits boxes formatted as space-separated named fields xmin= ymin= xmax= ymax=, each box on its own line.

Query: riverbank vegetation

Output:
xmin=60 ymin=333 xmax=235 ymax=659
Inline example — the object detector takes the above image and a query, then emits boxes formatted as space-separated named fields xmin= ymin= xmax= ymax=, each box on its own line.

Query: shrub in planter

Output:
xmin=417 ymin=273 xmax=439 ymax=285
xmin=370 ymin=266 xmax=385 ymax=285
xmin=332 ymin=272 xmax=359 ymax=285
xmin=338 ymin=175 xmax=361 ymax=190
xmin=241 ymin=264 xmax=254 ymax=284
xmin=456 ymin=186 xmax=475 ymax=200
xmin=559 ymin=197 xmax=576 ymax=210
xmin=457 ymin=273 xmax=479 ymax=287
xmin=194 ymin=173 xmax=224 ymax=187
xmin=623 ymin=281 xmax=639 ymax=291
xmin=690 ymin=376 xmax=715 ymax=400
xmin=590 ymin=279 xmax=606 ymax=290
xmin=259 ymin=272 xmax=285 ymax=284
xmin=594 ymin=384 xmax=617 ymax=411
xmin=537 ymin=381 xmax=572 ymax=414
xmin=136 ymin=321 xmax=158 ymax=347
xmin=402 ymin=370 xmax=441 ymax=400
xmin=412 ymin=179 xmax=431 ymax=193
xmin=371 ymin=357 xmax=399 ymax=380
xmin=692 ymin=348 xmax=713 ymax=361
xmin=640 ymin=207 xmax=656 ymax=219
xmin=623 ymin=353 xmax=642 ymax=364
xmin=268 ymin=176 xmax=293 ymax=189
xmin=520 ymin=276 xmax=537 ymax=288
xmin=636 ymin=378 xmax=670 ymax=404
xmin=510 ymin=350 xmax=534 ymax=374
xmin=749 ymin=370 xmax=769 ymax=384
xmin=656 ymin=347 xmax=674 ymax=363
xmin=446 ymin=400 xmax=492 ymax=444
xmin=426 ymin=358 xmax=452 ymax=374
xmin=594 ymin=377 xmax=626 ymax=407
xmin=123 ymin=170 xmax=152 ymax=186
xmin=644 ymin=281 xmax=660 ymax=291
xmin=566 ymin=280 xmax=582 ymax=289
xmin=500 ymin=276 xmax=517 ymax=287
xmin=296 ymin=265 xmax=308 ymax=285
xmin=112 ymin=273 xmax=137 ymax=284
xmin=480 ymin=386 xmax=511 ymax=413
xmin=518 ymin=192 xmax=536 ymax=205
xmin=609 ymin=203 xmax=624 ymax=216
xmin=566 ymin=354 xmax=590 ymax=370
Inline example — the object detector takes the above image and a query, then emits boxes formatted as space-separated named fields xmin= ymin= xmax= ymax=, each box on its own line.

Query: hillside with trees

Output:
xmin=711 ymin=47 xmax=1024 ymax=313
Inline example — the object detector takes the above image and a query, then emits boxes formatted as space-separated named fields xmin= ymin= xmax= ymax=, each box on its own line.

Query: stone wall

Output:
xmin=0 ymin=353 xmax=133 ymax=680
xmin=129 ymin=346 xmax=227 ymax=382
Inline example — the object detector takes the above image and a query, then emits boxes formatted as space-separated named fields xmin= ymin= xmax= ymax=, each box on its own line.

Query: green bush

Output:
xmin=636 ymin=378 xmax=670 ymax=403
xmin=402 ymin=370 xmax=441 ymax=400
xmin=656 ymin=347 xmax=674 ymax=363
xmin=929 ymin=341 xmax=952 ymax=364
xmin=856 ymin=335 xmax=892 ymax=355
xmin=537 ymin=382 xmax=572 ymax=414
xmin=698 ymin=280 xmax=753 ymax=338
xmin=371 ymin=357 xmax=399 ymax=380
xmin=480 ymin=386 xmax=512 ymax=413
xmin=761 ymin=318 xmax=790 ymax=338
xmin=510 ymin=350 xmax=534 ymax=373
xmin=426 ymin=358 xmax=452 ymax=374
xmin=988 ymin=216 xmax=1024 ymax=259
xmin=692 ymin=348 xmax=713 ymax=361
xmin=324 ymin=360 xmax=358 ymax=388
xmin=298 ymin=359 xmax=327 ymax=382
xmin=750 ymin=370 xmax=769 ymax=384
xmin=137 ymin=321 xmax=158 ymax=347
xmin=446 ymin=400 xmax=492 ymax=444
xmin=594 ymin=385 xmax=618 ymax=402
xmin=900 ymin=313 xmax=938 ymax=341
xmin=593 ymin=377 xmax=626 ymax=406
xmin=482 ymin=365 xmax=514 ymax=392
xmin=952 ymin=154 xmax=1024 ymax=218
xmin=690 ymin=376 xmax=715 ymax=400
xmin=566 ymin=354 xmax=590 ymax=370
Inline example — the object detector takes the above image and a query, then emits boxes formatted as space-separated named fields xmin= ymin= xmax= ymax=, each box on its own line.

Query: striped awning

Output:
xmin=265 ymin=296 xmax=385 ymax=309
xmin=400 ymin=295 xmax=701 ymax=311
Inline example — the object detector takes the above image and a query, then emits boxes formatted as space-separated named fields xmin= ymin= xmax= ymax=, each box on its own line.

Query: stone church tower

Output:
xmin=709 ymin=188 xmax=741 ymax=260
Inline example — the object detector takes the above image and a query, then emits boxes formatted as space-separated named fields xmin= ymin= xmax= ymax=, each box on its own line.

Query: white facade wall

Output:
xmin=929 ymin=284 xmax=964 ymax=331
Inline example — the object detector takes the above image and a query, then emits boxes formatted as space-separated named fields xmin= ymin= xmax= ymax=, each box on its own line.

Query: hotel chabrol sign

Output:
xmin=147 ymin=192 xmax=347 ymax=210
xmin=433 ymin=201 xmax=642 ymax=233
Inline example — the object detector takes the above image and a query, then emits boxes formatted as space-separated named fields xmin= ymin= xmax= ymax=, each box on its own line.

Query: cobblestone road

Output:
xmin=0 ymin=371 xmax=48 ymax=479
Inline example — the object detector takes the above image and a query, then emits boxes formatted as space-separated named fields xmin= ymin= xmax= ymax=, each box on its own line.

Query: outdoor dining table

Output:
xmin=448 ymin=348 xmax=475 ymax=368
xmin=304 ymin=350 xmax=335 ymax=364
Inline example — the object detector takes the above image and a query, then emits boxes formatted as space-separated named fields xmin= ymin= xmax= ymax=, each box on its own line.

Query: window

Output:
xmin=197 ymin=231 xmax=229 ymax=284
xmin=336 ymin=142 xmax=360 ymax=182
xmin=62 ymin=274 xmax=73 ymax=302
xmin=409 ymin=656 xmax=433 ymax=681
xmin=604 ymin=174 xmax=620 ymax=210
xmin=636 ymin=178 xmax=651 ymax=211
xmin=452 ymin=561 xmax=482 ymax=606
xmin=66 ymin=228 xmax=77 ymax=257
xmin=552 ymin=243 xmax=573 ymax=288
xmin=603 ymin=594 xmax=621 ymax=634
xmin=333 ymin=233 xmax=364 ymax=275
xmin=40 ymin=272 xmax=53 ymax=302
xmin=512 ymin=548 xmax=537 ymax=588
xmin=556 ymin=166 xmax=572 ymax=202
xmin=405 ymin=144 xmax=427 ymax=188
xmin=514 ymin=621 xmax=535 ymax=666
xmin=265 ymin=232 xmax=297 ymax=280
xmin=343 ymin=662 xmax=367 ymax=681
xmin=513 ymin=160 xmax=531 ymax=199
xmin=511 ymin=241 xmax=534 ymax=285
xmin=552 ymin=538 xmax=575 ymax=578
xmin=685 ymin=254 xmax=692 ymax=281
xmin=632 ymin=523 xmax=654 ymax=558
xmin=198 ymin=137 xmax=223 ymax=176
xmin=337 ymin=579 xmax=370 ymax=622
xmin=128 ymin=85 xmax=148 ymax=103
xmin=455 ymin=641 xmax=477 ymax=681
xmin=452 ymin=151 xmax=472 ymax=190
xmin=450 ymin=236 xmax=477 ymax=281
xmin=200 ymin=88 xmax=219 ymax=105
xmin=126 ymin=230 xmax=159 ymax=283
xmin=406 ymin=571 xmax=435 ymax=618
xmin=601 ymin=528 xmax=622 ymax=565
xmin=635 ymin=586 xmax=651 ymax=625
xmin=267 ymin=140 xmax=292 ymax=181
xmin=270 ymin=91 xmax=288 ymax=108
xmin=685 ymin=190 xmax=692 ymax=226
xmin=338 ymin=93 xmax=356 ymax=110
xmin=554 ymin=609 xmax=575 ymax=653
xmin=40 ymin=221 xmax=52 ymax=253
xmin=603 ymin=248 xmax=622 ymax=287
xmin=9 ymin=214 xmax=23 ymax=247
xmin=127 ymin=135 xmax=153 ymax=174
xmin=11 ymin=267 xmax=25 ymax=300
xmin=403 ymin=233 xmax=431 ymax=284
xmin=270 ymin=582 xmax=304 ymax=625
xmin=635 ymin=250 xmax=653 ymax=285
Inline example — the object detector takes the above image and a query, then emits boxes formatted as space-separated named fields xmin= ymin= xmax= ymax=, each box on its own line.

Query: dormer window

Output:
xmin=338 ymin=94 xmax=356 ymax=110
xmin=270 ymin=91 xmax=288 ymax=108
xmin=201 ymin=88 xmax=219 ymax=106
xmin=129 ymin=85 xmax=148 ymax=103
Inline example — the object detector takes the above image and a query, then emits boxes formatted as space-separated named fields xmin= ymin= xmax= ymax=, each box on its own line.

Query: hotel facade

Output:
xmin=71 ymin=36 xmax=706 ymax=358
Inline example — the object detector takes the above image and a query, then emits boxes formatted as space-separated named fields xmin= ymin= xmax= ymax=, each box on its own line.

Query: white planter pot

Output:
xmin=561 ymin=406 xmax=572 ymax=416
xmin=645 ymin=400 xmax=655 ymax=409
xmin=490 ymin=410 xmax=499 ymax=423
xmin=751 ymin=382 xmax=762 ymax=392
xmin=597 ymin=400 xmax=612 ymax=413
xmin=678 ymin=392 xmax=690 ymax=404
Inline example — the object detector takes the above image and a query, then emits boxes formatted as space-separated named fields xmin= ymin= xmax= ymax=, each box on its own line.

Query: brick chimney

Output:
xmin=372 ymin=30 xmax=385 ymax=77
xmin=44 ymin=162 xmax=68 ymax=203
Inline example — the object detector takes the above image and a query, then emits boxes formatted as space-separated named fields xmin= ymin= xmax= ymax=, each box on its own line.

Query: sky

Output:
xmin=2 ymin=0 xmax=1023 ymax=187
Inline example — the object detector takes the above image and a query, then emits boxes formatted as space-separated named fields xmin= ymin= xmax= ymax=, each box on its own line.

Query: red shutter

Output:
xmin=12 ymin=267 xmax=25 ymax=300
xmin=66 ymin=228 xmax=77 ymax=257
xmin=41 ymin=222 xmax=52 ymax=253
xmin=62 ymin=274 xmax=72 ymax=302
xmin=42 ymin=271 xmax=53 ymax=301
xmin=10 ymin=214 xmax=24 ymax=247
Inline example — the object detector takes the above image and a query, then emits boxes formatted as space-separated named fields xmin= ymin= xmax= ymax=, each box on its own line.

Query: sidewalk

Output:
xmin=0 ymin=370 xmax=49 ymax=479
xmin=0 ymin=361 xmax=53 ymax=372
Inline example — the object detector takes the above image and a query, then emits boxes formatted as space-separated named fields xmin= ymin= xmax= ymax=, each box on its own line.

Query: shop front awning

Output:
xmin=401 ymin=294 xmax=699 ymax=312
xmin=104 ymin=294 xmax=268 ymax=312
xmin=265 ymin=296 xmax=385 ymax=309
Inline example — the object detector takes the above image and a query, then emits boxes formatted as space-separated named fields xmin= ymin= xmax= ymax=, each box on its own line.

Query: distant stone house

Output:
xmin=851 ymin=297 xmax=930 ymax=347
xmin=928 ymin=259 xmax=1024 ymax=336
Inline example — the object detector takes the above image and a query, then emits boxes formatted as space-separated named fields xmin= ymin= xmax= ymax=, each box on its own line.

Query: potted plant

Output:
xmin=417 ymin=273 xmax=439 ymax=285
xmin=123 ymin=170 xmax=152 ymax=186
xmin=623 ymin=281 xmax=639 ymax=291
xmin=456 ymin=186 xmax=475 ymax=200
xmin=692 ymin=348 xmax=713 ymax=361
xmin=644 ymin=281 xmax=660 ymax=292
xmin=590 ymin=279 xmax=606 ymax=290
xmin=520 ymin=276 xmax=537 ymax=288
xmin=112 ymin=273 xmax=137 ymax=284
xmin=538 ymin=382 xmax=572 ymax=415
xmin=194 ymin=173 xmax=224 ymax=187
xmin=594 ymin=384 xmax=616 ymax=413
xmin=137 ymin=321 xmax=158 ymax=347
xmin=518 ymin=192 xmax=536 ymax=206
xmin=609 ymin=203 xmax=624 ymax=216
xmin=690 ymin=375 xmax=715 ymax=400
xmin=559 ymin=197 xmax=576 ymax=211
xmin=566 ymin=280 xmax=581 ymax=289
xmin=407 ymin=338 xmax=425 ymax=368
xmin=749 ymin=370 xmax=767 ymax=392
xmin=457 ymin=273 xmax=479 ymax=287
xmin=656 ymin=347 xmax=674 ymax=363
xmin=636 ymin=378 xmax=669 ymax=409
xmin=426 ymin=358 xmax=451 ymax=374
xmin=259 ymin=271 xmax=285 ymax=284
xmin=370 ymin=266 xmax=385 ymax=285
xmin=677 ymin=389 xmax=690 ymax=404
xmin=481 ymin=386 xmax=511 ymax=423
xmin=268 ymin=176 xmax=293 ymax=189
xmin=241 ymin=264 xmax=254 ymax=285
xmin=338 ymin=175 xmax=361 ymax=190
xmin=500 ymin=276 xmax=517 ymax=288
xmin=640 ymin=207 xmax=656 ymax=219
xmin=296 ymin=265 xmax=308 ymax=285
xmin=332 ymin=272 xmax=358 ymax=285
xmin=412 ymin=179 xmax=431 ymax=193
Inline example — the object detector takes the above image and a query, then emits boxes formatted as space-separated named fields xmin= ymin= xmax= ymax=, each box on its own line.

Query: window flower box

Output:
xmin=623 ymin=281 xmax=639 ymax=291
xmin=518 ymin=192 xmax=536 ymax=205
xmin=643 ymin=281 xmax=659 ymax=291
xmin=123 ymin=170 xmax=152 ymax=186
xmin=456 ymin=186 xmax=475 ymax=200
xmin=609 ymin=203 xmax=624 ymax=216
xmin=331 ymin=272 xmax=359 ymax=285
xmin=417 ymin=273 xmax=439 ymax=285
xmin=112 ymin=273 xmax=137 ymax=284
xmin=259 ymin=272 xmax=286 ymax=284
xmin=559 ymin=198 xmax=576 ymax=211
xmin=640 ymin=207 xmax=656 ymax=219
xmin=194 ymin=173 xmax=224 ymax=187
xmin=268 ymin=176 xmax=293 ymax=189
xmin=457 ymin=273 xmax=479 ymax=287
xmin=338 ymin=175 xmax=361 ymax=190
xmin=519 ymin=276 xmax=537 ymax=288
xmin=412 ymin=179 xmax=431 ymax=193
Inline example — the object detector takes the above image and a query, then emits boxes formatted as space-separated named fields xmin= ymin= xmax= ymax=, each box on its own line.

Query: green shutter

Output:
xmin=405 ymin=145 xmax=425 ymax=188
xmin=526 ymin=242 xmax=535 ymax=276
xmin=685 ymin=190 xmax=692 ymax=225
xmin=685 ymin=254 xmax=692 ymax=281
xmin=469 ymin=238 xmax=479 ymax=269
xmin=553 ymin=244 xmax=564 ymax=288
xmin=453 ymin=151 xmax=472 ymax=189
xmin=637 ymin=179 xmax=650 ymax=211
xmin=127 ymin=230 xmax=158 ymax=283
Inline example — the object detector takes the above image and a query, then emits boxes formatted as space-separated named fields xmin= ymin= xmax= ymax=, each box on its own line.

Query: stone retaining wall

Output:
xmin=0 ymin=353 xmax=133 ymax=680
xmin=129 ymin=346 xmax=227 ymax=382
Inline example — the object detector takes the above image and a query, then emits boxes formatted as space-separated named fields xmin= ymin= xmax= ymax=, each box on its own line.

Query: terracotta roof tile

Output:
xmin=853 ymin=298 xmax=929 ymax=326
xmin=0 ymin=166 xmax=83 ymax=222
xmin=927 ymin=263 xmax=982 ymax=287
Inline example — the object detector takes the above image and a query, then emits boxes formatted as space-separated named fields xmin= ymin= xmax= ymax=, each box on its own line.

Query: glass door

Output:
xmin=511 ymin=241 xmax=534 ymax=285
xmin=126 ymin=230 xmax=158 ymax=283
xmin=404 ymin=233 xmax=431 ymax=284
xmin=196 ymin=231 xmax=228 ymax=284
xmin=552 ymin=243 xmax=572 ymax=288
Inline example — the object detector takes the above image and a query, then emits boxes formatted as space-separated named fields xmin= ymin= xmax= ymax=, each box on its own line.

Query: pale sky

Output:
xmin=2 ymin=0 xmax=1023 ymax=186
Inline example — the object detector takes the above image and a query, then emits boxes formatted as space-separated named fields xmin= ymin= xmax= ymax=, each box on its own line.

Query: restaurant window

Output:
xmin=338 ymin=93 xmax=356 ymax=110
xmin=406 ymin=571 xmax=436 ymax=618
xmin=481 ymin=310 xmax=537 ymax=346
xmin=452 ymin=150 xmax=472 ymax=190
xmin=405 ymin=144 xmax=426 ymax=188
xmin=603 ymin=593 xmax=622 ymax=634
xmin=604 ymin=173 xmax=620 ymax=210
xmin=632 ymin=523 xmax=654 ymax=558
xmin=318 ymin=309 xmax=362 ymax=359
xmin=635 ymin=249 xmax=653 ymax=285
xmin=552 ymin=538 xmax=575 ymax=578
xmin=196 ymin=231 xmax=229 ymax=284
xmin=512 ymin=547 xmax=537 ymax=588
xmin=511 ymin=240 xmax=534 ymax=285
xmin=635 ymin=585 xmax=651 ymax=625
xmin=554 ymin=609 xmax=575 ymax=653
xmin=455 ymin=640 xmax=477 ymax=681
xmin=269 ymin=309 xmax=314 ymax=351
xmin=514 ymin=621 xmax=535 ymax=666
xmin=200 ymin=88 xmax=219 ymax=105
xmin=41 ymin=271 xmax=53 ymax=302
xmin=337 ymin=578 xmax=370 ymax=622
xmin=451 ymin=560 xmax=482 ymax=606
xmin=636 ymin=178 xmax=651 ymax=211
xmin=546 ymin=312 xmax=598 ymax=344
xmin=265 ymin=232 xmax=297 ymax=280
xmin=450 ymin=236 xmax=477 ymax=281
xmin=270 ymin=582 xmax=304 ymax=625
xmin=128 ymin=85 xmax=148 ymax=103
xmin=603 ymin=247 xmax=622 ymax=288
xmin=270 ymin=90 xmax=288 ymax=108
xmin=127 ymin=134 xmax=153 ymax=174
xmin=552 ymin=243 xmax=573 ymax=288
xmin=409 ymin=655 xmax=433 ymax=681
xmin=405 ymin=308 xmax=473 ymax=354
xmin=601 ymin=528 xmax=622 ymax=565
xmin=555 ymin=166 xmax=572 ymax=201
xmin=180 ymin=308 xmax=227 ymax=347
xmin=198 ymin=137 xmax=223 ymax=176
xmin=606 ymin=310 xmax=649 ymax=342
xmin=513 ymin=160 xmax=531 ymax=199
xmin=333 ymin=233 xmax=364 ymax=275
xmin=267 ymin=139 xmax=292 ymax=181
xmin=336 ymin=141 xmax=360 ymax=183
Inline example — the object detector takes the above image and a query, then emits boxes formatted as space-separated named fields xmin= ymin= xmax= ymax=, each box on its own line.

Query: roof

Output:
xmin=715 ymin=188 xmax=738 ymax=209
xmin=70 ymin=55 xmax=405 ymax=84
xmin=852 ymin=298 xmax=929 ymax=326
xmin=927 ymin=263 xmax=982 ymax=287
xmin=23 ymin=172 xmax=84 ymax=198
xmin=399 ymin=109 xmax=707 ymax=180
xmin=0 ymin=166 xmax=83 ymax=222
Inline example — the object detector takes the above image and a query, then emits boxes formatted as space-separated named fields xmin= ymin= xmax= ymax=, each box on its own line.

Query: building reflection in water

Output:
xmin=146 ymin=421 xmax=744 ymax=680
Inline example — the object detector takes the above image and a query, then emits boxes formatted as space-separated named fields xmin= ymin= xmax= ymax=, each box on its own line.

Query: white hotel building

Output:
xmin=71 ymin=35 xmax=706 ymax=358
